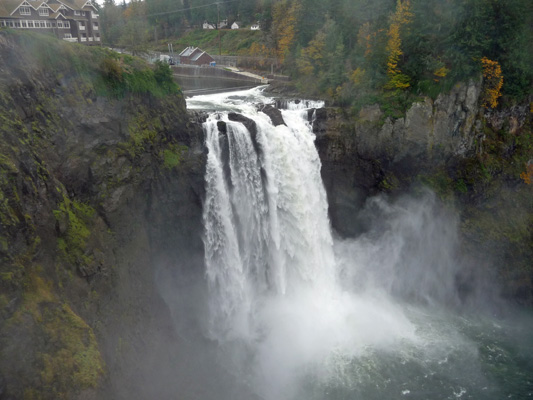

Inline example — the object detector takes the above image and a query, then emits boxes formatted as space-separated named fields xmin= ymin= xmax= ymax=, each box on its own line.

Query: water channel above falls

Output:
xmin=186 ymin=87 xmax=533 ymax=400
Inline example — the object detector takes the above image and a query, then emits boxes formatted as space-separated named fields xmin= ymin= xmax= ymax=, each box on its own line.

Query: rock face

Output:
xmin=313 ymin=80 xmax=533 ymax=304
xmin=314 ymin=80 xmax=484 ymax=236
xmin=0 ymin=31 xmax=213 ymax=400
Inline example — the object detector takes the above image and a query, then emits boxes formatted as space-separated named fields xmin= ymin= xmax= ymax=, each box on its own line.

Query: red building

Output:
xmin=178 ymin=46 xmax=215 ymax=66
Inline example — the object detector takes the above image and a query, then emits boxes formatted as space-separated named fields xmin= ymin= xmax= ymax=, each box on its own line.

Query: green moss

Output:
xmin=455 ymin=179 xmax=468 ymax=193
xmin=417 ymin=169 xmax=455 ymax=200
xmin=162 ymin=144 xmax=188 ymax=170
xmin=8 ymin=270 xmax=105 ymax=398
xmin=379 ymin=172 xmax=400 ymax=192
xmin=53 ymin=194 xmax=95 ymax=268
xmin=40 ymin=303 xmax=105 ymax=392
xmin=121 ymin=113 xmax=162 ymax=158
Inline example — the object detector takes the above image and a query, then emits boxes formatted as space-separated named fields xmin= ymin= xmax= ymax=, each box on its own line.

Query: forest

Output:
xmin=99 ymin=0 xmax=533 ymax=112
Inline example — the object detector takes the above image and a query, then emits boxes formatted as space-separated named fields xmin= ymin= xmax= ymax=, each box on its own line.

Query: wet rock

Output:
xmin=258 ymin=104 xmax=286 ymax=126
xmin=217 ymin=120 xmax=227 ymax=135
xmin=228 ymin=112 xmax=257 ymax=136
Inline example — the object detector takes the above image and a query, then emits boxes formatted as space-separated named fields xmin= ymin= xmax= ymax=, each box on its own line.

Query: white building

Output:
xmin=202 ymin=20 xmax=215 ymax=29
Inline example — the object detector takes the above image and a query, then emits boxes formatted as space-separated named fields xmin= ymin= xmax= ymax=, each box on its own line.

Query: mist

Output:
xmin=148 ymin=89 xmax=532 ymax=400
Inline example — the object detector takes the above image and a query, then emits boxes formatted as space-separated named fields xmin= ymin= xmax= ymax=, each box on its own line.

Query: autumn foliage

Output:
xmin=520 ymin=162 xmax=533 ymax=185
xmin=481 ymin=57 xmax=504 ymax=109
xmin=272 ymin=0 xmax=301 ymax=63
xmin=384 ymin=0 xmax=413 ymax=91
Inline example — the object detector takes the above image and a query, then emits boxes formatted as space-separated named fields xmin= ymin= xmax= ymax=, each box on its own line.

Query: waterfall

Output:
xmin=201 ymin=99 xmax=335 ymax=339
xmin=184 ymin=88 xmax=533 ymax=400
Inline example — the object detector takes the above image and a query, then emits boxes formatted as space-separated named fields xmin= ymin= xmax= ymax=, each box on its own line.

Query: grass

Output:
xmin=157 ymin=28 xmax=264 ymax=56
xmin=1 ymin=30 xmax=181 ymax=99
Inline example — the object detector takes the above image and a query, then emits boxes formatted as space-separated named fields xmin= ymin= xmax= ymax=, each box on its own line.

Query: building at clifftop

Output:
xmin=0 ymin=0 xmax=101 ymax=45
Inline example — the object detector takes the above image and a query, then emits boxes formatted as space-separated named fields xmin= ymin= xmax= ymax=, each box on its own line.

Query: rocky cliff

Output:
xmin=313 ymin=80 xmax=533 ymax=305
xmin=0 ymin=31 xmax=213 ymax=400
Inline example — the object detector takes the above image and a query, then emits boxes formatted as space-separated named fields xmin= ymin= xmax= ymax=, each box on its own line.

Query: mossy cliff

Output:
xmin=0 ymin=30 xmax=205 ymax=399
xmin=314 ymin=80 xmax=533 ymax=304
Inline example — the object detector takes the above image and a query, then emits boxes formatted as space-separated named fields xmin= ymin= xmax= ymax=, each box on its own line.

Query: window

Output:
xmin=46 ymin=21 xmax=51 ymax=28
xmin=15 ymin=21 xmax=21 ymax=28
xmin=57 ymin=21 xmax=63 ymax=28
xmin=74 ymin=10 xmax=80 ymax=15
xmin=9 ymin=21 xmax=14 ymax=27
xmin=81 ymin=11 xmax=85 ymax=16
xmin=64 ymin=33 xmax=71 ymax=38
xmin=19 ymin=6 xmax=31 ymax=15
xmin=22 ymin=20 xmax=27 ymax=27
xmin=64 ymin=21 xmax=70 ymax=28
xmin=51 ymin=22 xmax=56 ymax=27
xmin=27 ymin=20 xmax=34 ymax=27
xmin=39 ymin=21 xmax=45 ymax=27
xmin=93 ymin=22 xmax=98 ymax=29
xmin=38 ymin=8 xmax=49 ymax=16
xmin=0 ymin=21 xmax=5 ymax=27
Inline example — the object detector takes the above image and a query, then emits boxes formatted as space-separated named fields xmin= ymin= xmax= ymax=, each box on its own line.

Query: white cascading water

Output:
xmin=191 ymin=88 xmax=416 ymax=399
xmin=201 ymin=98 xmax=337 ymax=339
xmin=186 ymin=87 xmax=532 ymax=400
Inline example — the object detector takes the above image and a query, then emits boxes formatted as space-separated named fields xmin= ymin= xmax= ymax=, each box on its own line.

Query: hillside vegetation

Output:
xmin=154 ymin=29 xmax=265 ymax=56
xmin=100 ymin=0 xmax=533 ymax=112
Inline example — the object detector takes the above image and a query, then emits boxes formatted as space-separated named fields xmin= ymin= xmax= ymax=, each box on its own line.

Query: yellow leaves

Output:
xmin=385 ymin=0 xmax=413 ymax=90
xmin=296 ymin=56 xmax=314 ymax=76
xmin=481 ymin=57 xmax=503 ymax=109
xmin=350 ymin=67 xmax=366 ymax=86
xmin=296 ymin=30 xmax=326 ymax=76
xmin=520 ymin=162 xmax=533 ymax=185
xmin=390 ymin=0 xmax=414 ymax=26
xmin=249 ymin=43 xmax=275 ymax=59
xmin=434 ymin=66 xmax=450 ymax=79
xmin=272 ymin=0 xmax=302 ymax=63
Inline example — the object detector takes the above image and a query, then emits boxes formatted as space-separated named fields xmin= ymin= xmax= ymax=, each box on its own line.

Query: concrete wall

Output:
xmin=171 ymin=64 xmax=263 ymax=83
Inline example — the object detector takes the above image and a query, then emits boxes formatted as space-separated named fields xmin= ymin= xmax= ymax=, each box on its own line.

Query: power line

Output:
xmin=145 ymin=0 xmax=239 ymax=18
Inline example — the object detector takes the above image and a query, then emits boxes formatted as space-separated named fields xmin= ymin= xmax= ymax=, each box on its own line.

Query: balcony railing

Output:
xmin=79 ymin=25 xmax=86 ymax=31
xmin=80 ymin=37 xmax=87 ymax=42
xmin=63 ymin=37 xmax=78 ymax=42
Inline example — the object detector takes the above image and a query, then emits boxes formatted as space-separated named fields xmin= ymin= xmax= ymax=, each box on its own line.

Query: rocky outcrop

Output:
xmin=0 ymin=31 xmax=209 ymax=400
xmin=258 ymin=104 xmax=286 ymax=126
xmin=313 ymin=80 xmax=533 ymax=304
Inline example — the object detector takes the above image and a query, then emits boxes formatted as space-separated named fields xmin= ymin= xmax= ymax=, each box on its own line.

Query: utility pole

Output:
xmin=217 ymin=2 xmax=221 ymax=56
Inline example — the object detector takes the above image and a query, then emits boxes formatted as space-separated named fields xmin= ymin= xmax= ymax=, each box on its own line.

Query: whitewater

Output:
xmin=187 ymin=87 xmax=533 ymax=400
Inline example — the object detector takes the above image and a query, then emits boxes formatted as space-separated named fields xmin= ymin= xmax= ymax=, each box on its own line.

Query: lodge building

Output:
xmin=0 ymin=0 xmax=101 ymax=45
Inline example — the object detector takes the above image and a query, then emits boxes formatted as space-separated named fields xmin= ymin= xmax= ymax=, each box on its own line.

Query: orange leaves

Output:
xmin=481 ymin=57 xmax=503 ymax=109
xmin=520 ymin=162 xmax=533 ymax=185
